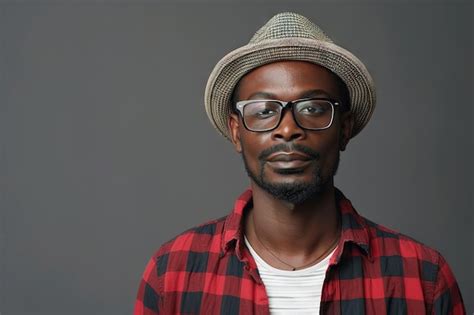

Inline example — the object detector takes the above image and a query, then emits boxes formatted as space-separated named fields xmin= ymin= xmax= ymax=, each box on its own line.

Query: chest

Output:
xmin=160 ymin=254 xmax=431 ymax=314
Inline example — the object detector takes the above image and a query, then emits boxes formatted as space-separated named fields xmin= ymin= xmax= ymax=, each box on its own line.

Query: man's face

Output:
xmin=228 ymin=61 xmax=353 ymax=204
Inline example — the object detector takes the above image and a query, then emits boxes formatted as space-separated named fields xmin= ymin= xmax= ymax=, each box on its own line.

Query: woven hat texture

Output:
xmin=205 ymin=12 xmax=376 ymax=139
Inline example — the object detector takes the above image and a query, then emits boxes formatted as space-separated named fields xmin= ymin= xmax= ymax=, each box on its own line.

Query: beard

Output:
xmin=242 ymin=143 xmax=340 ymax=204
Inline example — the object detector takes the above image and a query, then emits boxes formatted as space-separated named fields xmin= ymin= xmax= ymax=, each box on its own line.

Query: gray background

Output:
xmin=1 ymin=1 xmax=472 ymax=314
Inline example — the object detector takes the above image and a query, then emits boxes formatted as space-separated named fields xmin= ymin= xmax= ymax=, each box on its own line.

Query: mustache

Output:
xmin=258 ymin=143 xmax=320 ymax=161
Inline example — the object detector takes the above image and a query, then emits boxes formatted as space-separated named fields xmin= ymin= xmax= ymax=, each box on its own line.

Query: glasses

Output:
xmin=235 ymin=98 xmax=340 ymax=132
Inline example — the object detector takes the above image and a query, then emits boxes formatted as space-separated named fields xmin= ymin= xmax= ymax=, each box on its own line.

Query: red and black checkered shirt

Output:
xmin=134 ymin=189 xmax=465 ymax=314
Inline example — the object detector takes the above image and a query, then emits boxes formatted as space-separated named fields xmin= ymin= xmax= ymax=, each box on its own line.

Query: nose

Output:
xmin=271 ymin=108 xmax=305 ymax=141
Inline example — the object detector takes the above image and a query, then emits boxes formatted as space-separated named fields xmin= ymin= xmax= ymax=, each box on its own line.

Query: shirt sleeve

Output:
xmin=431 ymin=253 xmax=466 ymax=315
xmin=134 ymin=253 xmax=162 ymax=315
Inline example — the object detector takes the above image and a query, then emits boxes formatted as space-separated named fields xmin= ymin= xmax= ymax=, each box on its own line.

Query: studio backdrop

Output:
xmin=1 ymin=1 xmax=472 ymax=314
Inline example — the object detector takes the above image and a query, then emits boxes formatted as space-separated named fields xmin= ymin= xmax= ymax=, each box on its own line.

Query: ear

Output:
xmin=339 ymin=111 xmax=354 ymax=151
xmin=228 ymin=112 xmax=242 ymax=153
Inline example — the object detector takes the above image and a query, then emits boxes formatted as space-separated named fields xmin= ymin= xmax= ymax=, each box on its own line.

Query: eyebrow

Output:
xmin=247 ymin=89 xmax=332 ymax=100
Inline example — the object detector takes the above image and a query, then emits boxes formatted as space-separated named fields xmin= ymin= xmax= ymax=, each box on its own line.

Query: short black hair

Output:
xmin=334 ymin=75 xmax=351 ymax=113
xmin=230 ymin=80 xmax=242 ymax=113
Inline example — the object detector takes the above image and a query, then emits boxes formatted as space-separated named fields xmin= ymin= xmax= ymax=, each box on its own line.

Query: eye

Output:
xmin=296 ymin=100 xmax=330 ymax=116
xmin=299 ymin=105 xmax=325 ymax=115
xmin=301 ymin=106 xmax=320 ymax=113
xmin=255 ymin=108 xmax=278 ymax=118
xmin=244 ymin=101 xmax=280 ymax=120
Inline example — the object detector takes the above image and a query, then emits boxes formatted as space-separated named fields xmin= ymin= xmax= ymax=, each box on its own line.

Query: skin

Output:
xmin=228 ymin=61 xmax=354 ymax=270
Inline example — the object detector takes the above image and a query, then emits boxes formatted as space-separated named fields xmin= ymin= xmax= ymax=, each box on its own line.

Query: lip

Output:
xmin=265 ymin=151 xmax=313 ymax=170
xmin=266 ymin=159 xmax=312 ymax=170
xmin=266 ymin=151 xmax=311 ymax=162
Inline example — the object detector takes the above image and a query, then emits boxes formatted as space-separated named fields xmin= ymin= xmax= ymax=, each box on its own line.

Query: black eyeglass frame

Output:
xmin=234 ymin=98 xmax=341 ymax=132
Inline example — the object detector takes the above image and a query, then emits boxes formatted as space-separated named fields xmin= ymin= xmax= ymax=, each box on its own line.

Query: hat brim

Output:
xmin=205 ymin=37 xmax=376 ymax=140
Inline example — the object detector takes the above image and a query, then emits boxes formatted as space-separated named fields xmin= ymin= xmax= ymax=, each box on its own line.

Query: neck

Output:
xmin=245 ymin=180 xmax=341 ymax=267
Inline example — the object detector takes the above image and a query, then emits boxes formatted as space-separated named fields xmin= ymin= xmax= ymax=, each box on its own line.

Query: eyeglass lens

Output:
xmin=242 ymin=100 xmax=333 ymax=131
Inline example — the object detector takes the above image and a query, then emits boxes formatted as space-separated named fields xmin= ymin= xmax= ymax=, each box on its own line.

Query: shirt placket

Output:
xmin=238 ymin=238 xmax=271 ymax=315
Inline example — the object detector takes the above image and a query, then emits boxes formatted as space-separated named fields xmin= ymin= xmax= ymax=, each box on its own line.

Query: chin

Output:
xmin=266 ymin=174 xmax=315 ymax=187
xmin=260 ymin=180 xmax=324 ymax=204
xmin=241 ymin=151 xmax=338 ymax=204
xmin=254 ymin=168 xmax=325 ymax=204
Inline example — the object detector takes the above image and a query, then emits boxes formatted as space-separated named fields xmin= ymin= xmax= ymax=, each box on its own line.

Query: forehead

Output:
xmin=234 ymin=60 xmax=344 ymax=100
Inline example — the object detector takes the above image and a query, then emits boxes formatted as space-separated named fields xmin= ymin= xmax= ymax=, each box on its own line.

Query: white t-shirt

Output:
xmin=244 ymin=236 xmax=336 ymax=315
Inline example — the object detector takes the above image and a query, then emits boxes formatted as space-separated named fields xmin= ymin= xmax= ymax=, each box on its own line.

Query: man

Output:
xmin=134 ymin=12 xmax=465 ymax=314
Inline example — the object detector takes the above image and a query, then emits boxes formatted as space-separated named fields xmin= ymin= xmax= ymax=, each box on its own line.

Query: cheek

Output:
xmin=321 ymin=144 xmax=340 ymax=168
xmin=239 ymin=129 xmax=272 ymax=167
xmin=309 ymin=131 xmax=341 ymax=171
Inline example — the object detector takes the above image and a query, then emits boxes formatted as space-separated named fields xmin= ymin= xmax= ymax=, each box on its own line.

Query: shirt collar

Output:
xmin=221 ymin=188 xmax=372 ymax=262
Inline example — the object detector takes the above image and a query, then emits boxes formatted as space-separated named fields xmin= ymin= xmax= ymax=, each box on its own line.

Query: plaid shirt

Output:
xmin=134 ymin=189 xmax=465 ymax=314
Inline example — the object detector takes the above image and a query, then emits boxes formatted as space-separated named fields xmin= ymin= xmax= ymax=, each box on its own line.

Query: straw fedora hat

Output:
xmin=205 ymin=12 xmax=376 ymax=139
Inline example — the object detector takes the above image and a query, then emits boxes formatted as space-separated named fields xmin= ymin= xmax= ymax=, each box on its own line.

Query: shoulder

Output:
xmin=360 ymin=217 xmax=465 ymax=312
xmin=137 ymin=215 xmax=228 ymax=291
xmin=148 ymin=215 xmax=228 ymax=269
xmin=362 ymin=216 xmax=442 ymax=264
xmin=134 ymin=216 xmax=229 ymax=313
